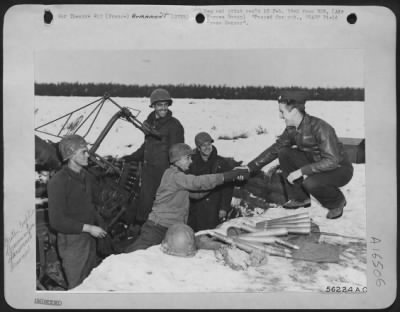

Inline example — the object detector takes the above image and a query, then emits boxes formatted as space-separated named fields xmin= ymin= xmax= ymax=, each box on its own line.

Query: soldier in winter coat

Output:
xmin=122 ymin=89 xmax=184 ymax=224
xmin=47 ymin=135 xmax=107 ymax=289
xmin=243 ymin=90 xmax=353 ymax=219
xmin=124 ymin=143 xmax=249 ymax=253
xmin=187 ymin=132 xmax=235 ymax=231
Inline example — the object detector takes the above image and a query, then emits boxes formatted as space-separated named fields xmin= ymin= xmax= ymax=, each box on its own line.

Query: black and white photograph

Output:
xmin=34 ymin=48 xmax=367 ymax=293
xmin=3 ymin=4 xmax=397 ymax=309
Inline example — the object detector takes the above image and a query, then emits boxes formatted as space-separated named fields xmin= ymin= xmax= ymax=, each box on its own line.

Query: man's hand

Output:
xmin=232 ymin=168 xmax=250 ymax=181
xmin=232 ymin=166 xmax=250 ymax=181
xmin=235 ymin=174 xmax=246 ymax=181
xmin=287 ymin=169 xmax=303 ymax=184
xmin=83 ymin=224 xmax=107 ymax=238
xmin=223 ymin=168 xmax=249 ymax=182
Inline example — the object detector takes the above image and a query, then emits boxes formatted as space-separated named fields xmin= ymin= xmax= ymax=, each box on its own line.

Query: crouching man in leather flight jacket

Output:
xmin=244 ymin=90 xmax=353 ymax=219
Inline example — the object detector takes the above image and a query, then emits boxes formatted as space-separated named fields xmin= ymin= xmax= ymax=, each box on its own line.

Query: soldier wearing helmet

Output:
xmin=124 ymin=143 xmax=249 ymax=253
xmin=47 ymin=135 xmax=107 ymax=289
xmin=242 ymin=90 xmax=353 ymax=219
xmin=122 ymin=88 xmax=185 ymax=225
xmin=187 ymin=132 xmax=236 ymax=231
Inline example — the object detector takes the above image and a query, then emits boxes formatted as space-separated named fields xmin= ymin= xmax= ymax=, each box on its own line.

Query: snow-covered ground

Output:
xmin=35 ymin=96 xmax=366 ymax=293
xmin=72 ymin=163 xmax=366 ymax=293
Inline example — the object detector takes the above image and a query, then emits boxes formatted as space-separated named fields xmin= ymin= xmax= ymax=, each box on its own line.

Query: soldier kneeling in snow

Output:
xmin=124 ymin=143 xmax=249 ymax=253
xmin=188 ymin=132 xmax=236 ymax=232
xmin=242 ymin=90 xmax=354 ymax=219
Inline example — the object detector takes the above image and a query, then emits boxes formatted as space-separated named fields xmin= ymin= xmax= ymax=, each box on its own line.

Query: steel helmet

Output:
xmin=169 ymin=143 xmax=194 ymax=164
xmin=58 ymin=134 xmax=87 ymax=161
xmin=194 ymin=132 xmax=214 ymax=147
xmin=149 ymin=88 xmax=173 ymax=107
xmin=160 ymin=223 xmax=197 ymax=257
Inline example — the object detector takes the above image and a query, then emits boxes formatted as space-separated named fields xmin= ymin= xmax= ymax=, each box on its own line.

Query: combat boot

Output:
xmin=283 ymin=198 xmax=311 ymax=209
xmin=326 ymin=199 xmax=347 ymax=219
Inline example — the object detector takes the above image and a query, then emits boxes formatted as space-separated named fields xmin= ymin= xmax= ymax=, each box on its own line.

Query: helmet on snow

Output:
xmin=149 ymin=88 xmax=173 ymax=107
xmin=169 ymin=143 xmax=194 ymax=164
xmin=161 ymin=223 xmax=197 ymax=257
xmin=58 ymin=134 xmax=87 ymax=161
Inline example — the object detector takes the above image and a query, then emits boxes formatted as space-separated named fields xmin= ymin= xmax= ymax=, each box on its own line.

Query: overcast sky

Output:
xmin=35 ymin=49 xmax=363 ymax=88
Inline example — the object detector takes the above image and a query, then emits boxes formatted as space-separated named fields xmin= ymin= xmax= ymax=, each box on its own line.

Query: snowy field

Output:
xmin=35 ymin=96 xmax=366 ymax=293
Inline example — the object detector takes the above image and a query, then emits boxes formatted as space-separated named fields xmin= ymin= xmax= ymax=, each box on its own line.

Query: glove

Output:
xmin=121 ymin=107 xmax=132 ymax=117
xmin=223 ymin=168 xmax=250 ymax=182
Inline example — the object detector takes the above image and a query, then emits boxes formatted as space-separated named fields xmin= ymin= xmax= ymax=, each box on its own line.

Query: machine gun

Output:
xmin=35 ymin=93 xmax=157 ymax=290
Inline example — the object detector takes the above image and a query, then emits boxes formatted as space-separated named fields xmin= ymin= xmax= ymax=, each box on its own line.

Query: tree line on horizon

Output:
xmin=34 ymin=82 xmax=365 ymax=101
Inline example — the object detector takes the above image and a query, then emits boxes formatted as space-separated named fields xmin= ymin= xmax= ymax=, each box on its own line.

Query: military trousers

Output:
xmin=124 ymin=220 xmax=168 ymax=253
xmin=57 ymin=232 xmax=97 ymax=290
xmin=278 ymin=147 xmax=354 ymax=210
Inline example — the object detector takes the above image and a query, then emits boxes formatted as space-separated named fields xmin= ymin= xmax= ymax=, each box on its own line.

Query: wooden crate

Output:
xmin=339 ymin=137 xmax=365 ymax=164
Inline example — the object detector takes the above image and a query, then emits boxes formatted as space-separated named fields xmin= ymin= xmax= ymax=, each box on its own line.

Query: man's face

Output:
xmin=71 ymin=147 xmax=89 ymax=167
xmin=175 ymin=154 xmax=192 ymax=172
xmin=198 ymin=141 xmax=213 ymax=158
xmin=279 ymin=103 xmax=297 ymax=127
xmin=154 ymin=101 xmax=169 ymax=119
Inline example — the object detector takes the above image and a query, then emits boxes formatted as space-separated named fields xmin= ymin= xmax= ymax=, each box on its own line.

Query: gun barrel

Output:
xmin=239 ymin=228 xmax=288 ymax=237
xmin=267 ymin=221 xmax=310 ymax=228
xmin=210 ymin=231 xmax=255 ymax=254
xmin=275 ymin=238 xmax=299 ymax=250
xmin=237 ymin=236 xmax=277 ymax=244
xmin=255 ymin=212 xmax=309 ymax=227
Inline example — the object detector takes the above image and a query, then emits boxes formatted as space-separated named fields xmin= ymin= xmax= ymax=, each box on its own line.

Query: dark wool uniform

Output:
xmin=187 ymin=146 xmax=235 ymax=231
xmin=47 ymin=166 xmax=101 ymax=289
xmin=124 ymin=110 xmax=184 ymax=223
xmin=248 ymin=114 xmax=353 ymax=210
